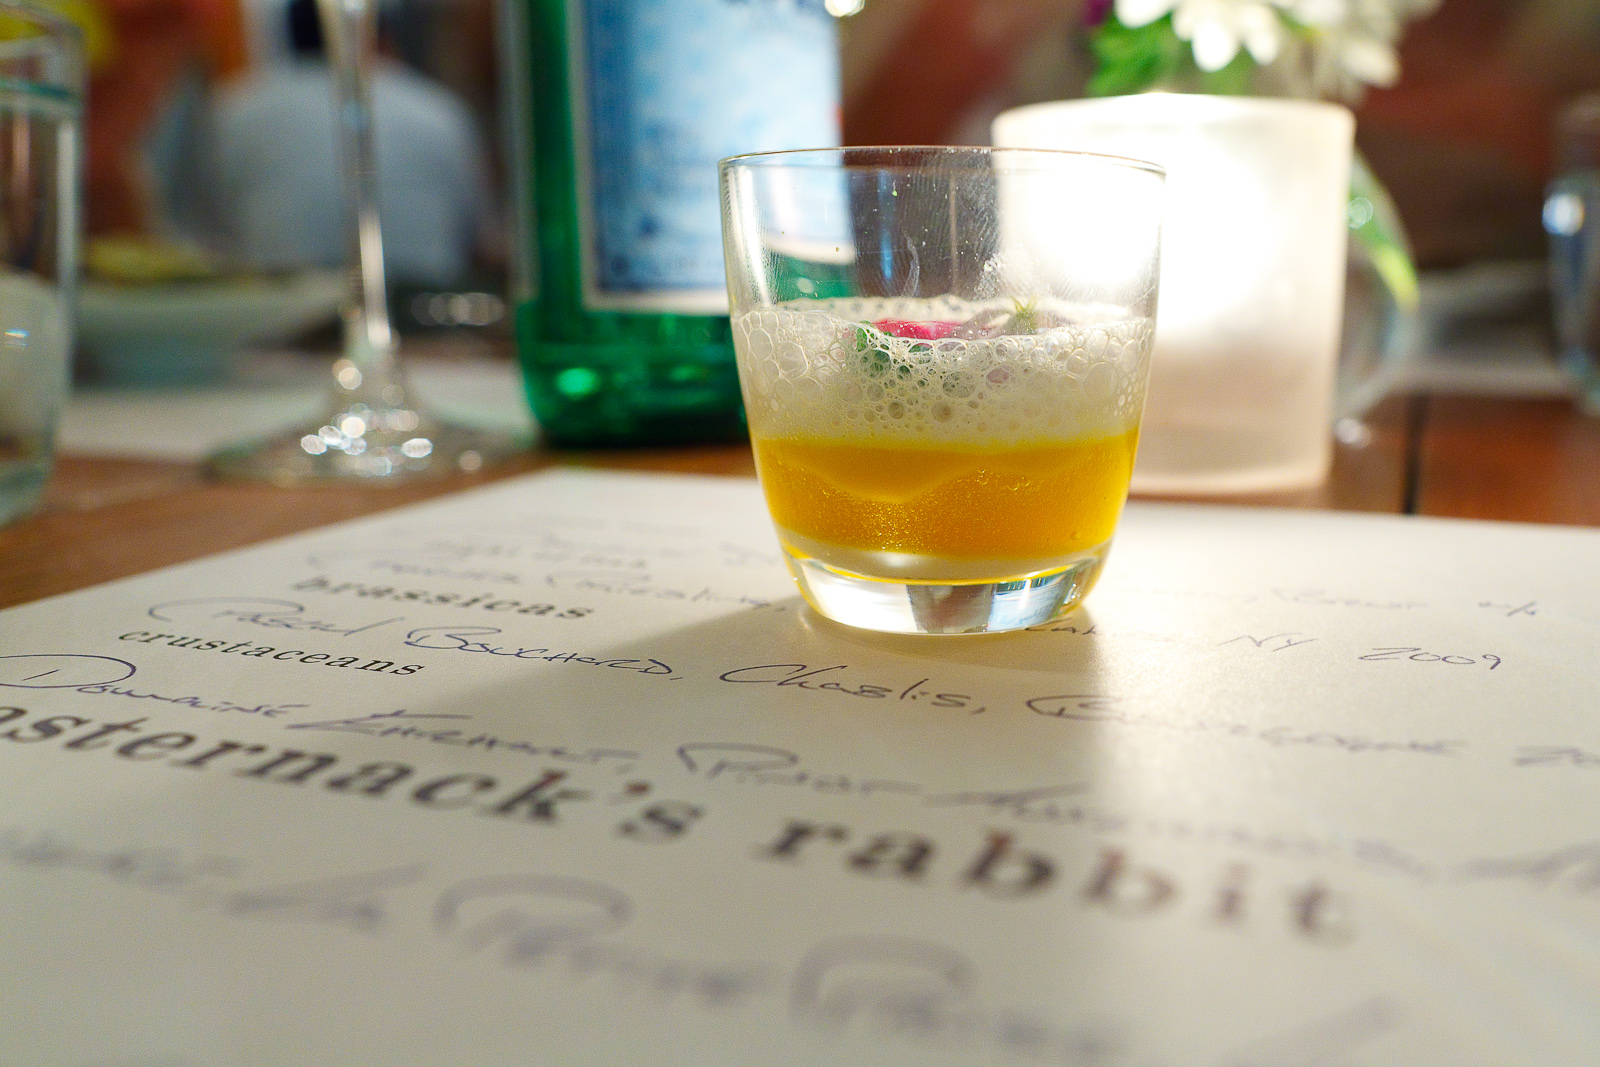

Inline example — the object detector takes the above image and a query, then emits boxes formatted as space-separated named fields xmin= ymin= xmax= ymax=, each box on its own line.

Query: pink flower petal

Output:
xmin=872 ymin=319 xmax=960 ymax=340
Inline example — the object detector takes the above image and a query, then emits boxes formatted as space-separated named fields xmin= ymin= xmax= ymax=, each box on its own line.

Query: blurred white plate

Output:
xmin=61 ymin=352 xmax=534 ymax=462
xmin=76 ymin=270 xmax=347 ymax=386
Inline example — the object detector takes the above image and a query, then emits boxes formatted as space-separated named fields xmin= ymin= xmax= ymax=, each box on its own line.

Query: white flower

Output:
xmin=1287 ymin=0 xmax=1348 ymax=26
xmin=1336 ymin=35 xmax=1400 ymax=85
xmin=1113 ymin=0 xmax=1438 ymax=89
xmin=1114 ymin=0 xmax=1179 ymax=28
xmin=1116 ymin=0 xmax=1288 ymax=71
xmin=1286 ymin=0 xmax=1438 ymax=96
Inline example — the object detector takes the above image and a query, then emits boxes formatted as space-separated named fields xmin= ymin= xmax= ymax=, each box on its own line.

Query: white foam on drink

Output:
xmin=734 ymin=298 xmax=1153 ymax=447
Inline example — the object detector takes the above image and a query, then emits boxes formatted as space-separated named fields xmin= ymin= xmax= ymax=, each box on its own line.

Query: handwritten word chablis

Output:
xmin=718 ymin=663 xmax=986 ymax=712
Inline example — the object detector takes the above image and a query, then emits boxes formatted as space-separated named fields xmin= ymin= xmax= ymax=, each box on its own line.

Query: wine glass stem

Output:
xmin=317 ymin=0 xmax=396 ymax=387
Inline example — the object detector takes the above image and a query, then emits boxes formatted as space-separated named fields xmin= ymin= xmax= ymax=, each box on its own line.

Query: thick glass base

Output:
xmin=0 ymin=456 xmax=49 ymax=527
xmin=206 ymin=404 xmax=526 ymax=485
xmin=782 ymin=541 xmax=1111 ymax=635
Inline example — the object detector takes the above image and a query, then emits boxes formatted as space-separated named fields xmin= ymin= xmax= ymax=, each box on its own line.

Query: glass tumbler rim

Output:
xmin=0 ymin=0 xmax=82 ymax=37
xmin=0 ymin=0 xmax=86 ymax=102
xmin=719 ymin=143 xmax=1165 ymax=180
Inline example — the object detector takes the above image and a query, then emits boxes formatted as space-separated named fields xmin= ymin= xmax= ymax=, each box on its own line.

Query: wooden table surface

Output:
xmin=4 ymin=390 xmax=1599 ymax=612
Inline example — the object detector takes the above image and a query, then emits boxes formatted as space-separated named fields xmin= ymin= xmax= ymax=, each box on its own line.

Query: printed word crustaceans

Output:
xmin=115 ymin=633 xmax=425 ymax=675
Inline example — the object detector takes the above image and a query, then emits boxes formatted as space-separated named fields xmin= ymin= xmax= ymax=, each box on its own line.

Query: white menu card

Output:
xmin=2 ymin=468 xmax=1598 ymax=1066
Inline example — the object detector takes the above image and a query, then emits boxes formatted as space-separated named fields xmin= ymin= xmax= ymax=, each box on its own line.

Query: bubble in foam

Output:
xmin=733 ymin=297 xmax=1153 ymax=447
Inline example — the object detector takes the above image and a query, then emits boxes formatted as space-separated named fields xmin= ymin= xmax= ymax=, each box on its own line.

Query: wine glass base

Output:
xmin=206 ymin=410 xmax=528 ymax=485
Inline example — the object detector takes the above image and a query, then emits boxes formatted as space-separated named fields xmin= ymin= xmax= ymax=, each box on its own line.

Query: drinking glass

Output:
xmin=207 ymin=0 xmax=523 ymax=482
xmin=994 ymin=95 xmax=1354 ymax=494
xmin=0 ymin=2 xmax=79 ymax=525
xmin=1546 ymin=94 xmax=1600 ymax=417
xmin=719 ymin=146 xmax=1164 ymax=634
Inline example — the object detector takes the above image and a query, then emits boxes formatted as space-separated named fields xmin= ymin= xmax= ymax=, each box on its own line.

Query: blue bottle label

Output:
xmin=571 ymin=0 xmax=840 ymax=314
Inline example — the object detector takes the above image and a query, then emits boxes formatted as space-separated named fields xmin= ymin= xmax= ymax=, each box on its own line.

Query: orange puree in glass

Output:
xmin=752 ymin=430 xmax=1140 ymax=561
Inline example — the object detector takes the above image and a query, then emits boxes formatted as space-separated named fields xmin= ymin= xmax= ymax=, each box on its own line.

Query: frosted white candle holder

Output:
xmin=994 ymin=94 xmax=1354 ymax=494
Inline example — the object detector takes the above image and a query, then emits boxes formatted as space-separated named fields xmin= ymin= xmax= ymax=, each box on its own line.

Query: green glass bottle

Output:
xmin=502 ymin=0 xmax=841 ymax=447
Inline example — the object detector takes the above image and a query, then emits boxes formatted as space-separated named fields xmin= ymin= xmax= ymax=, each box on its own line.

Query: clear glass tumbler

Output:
xmin=0 ymin=3 xmax=79 ymax=526
xmin=719 ymin=146 xmax=1164 ymax=634
xmin=1546 ymin=94 xmax=1600 ymax=417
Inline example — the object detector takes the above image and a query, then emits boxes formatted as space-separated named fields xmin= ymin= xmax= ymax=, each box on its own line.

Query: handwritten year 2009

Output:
xmin=1357 ymin=648 xmax=1501 ymax=669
